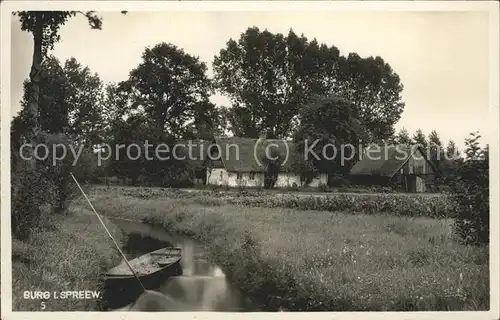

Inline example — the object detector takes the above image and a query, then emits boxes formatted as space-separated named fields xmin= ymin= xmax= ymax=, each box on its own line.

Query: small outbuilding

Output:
xmin=349 ymin=144 xmax=438 ymax=192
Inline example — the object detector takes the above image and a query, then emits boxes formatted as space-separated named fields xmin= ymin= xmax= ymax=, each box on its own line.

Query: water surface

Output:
xmin=107 ymin=218 xmax=259 ymax=312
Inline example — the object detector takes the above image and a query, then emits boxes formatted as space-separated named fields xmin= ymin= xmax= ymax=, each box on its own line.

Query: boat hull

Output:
xmin=102 ymin=248 xmax=182 ymax=310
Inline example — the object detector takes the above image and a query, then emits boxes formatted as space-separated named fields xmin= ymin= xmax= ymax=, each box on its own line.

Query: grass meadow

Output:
xmin=87 ymin=186 xmax=489 ymax=311
xmin=11 ymin=206 xmax=123 ymax=311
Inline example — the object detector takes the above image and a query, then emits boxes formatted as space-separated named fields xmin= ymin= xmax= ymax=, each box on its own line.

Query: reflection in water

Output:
xmin=108 ymin=219 xmax=258 ymax=312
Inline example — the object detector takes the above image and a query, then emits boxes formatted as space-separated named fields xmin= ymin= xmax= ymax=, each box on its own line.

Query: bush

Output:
xmin=317 ymin=183 xmax=330 ymax=192
xmin=329 ymin=174 xmax=351 ymax=187
xmin=43 ymin=133 xmax=97 ymax=214
xmin=449 ymin=133 xmax=489 ymax=245
xmin=11 ymin=132 xmax=97 ymax=239
xmin=11 ymin=153 xmax=57 ymax=239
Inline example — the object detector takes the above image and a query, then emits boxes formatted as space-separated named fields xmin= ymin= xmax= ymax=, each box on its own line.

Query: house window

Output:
xmin=237 ymin=172 xmax=242 ymax=180
xmin=249 ymin=172 xmax=255 ymax=180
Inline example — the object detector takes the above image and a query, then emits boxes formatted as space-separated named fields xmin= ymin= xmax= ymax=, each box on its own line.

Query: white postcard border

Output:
xmin=1 ymin=1 xmax=499 ymax=319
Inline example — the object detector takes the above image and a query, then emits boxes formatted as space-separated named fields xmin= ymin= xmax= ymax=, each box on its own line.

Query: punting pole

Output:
xmin=70 ymin=173 xmax=146 ymax=292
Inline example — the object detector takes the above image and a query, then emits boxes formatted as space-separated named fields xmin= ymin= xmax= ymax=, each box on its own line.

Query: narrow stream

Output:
xmin=103 ymin=218 xmax=260 ymax=312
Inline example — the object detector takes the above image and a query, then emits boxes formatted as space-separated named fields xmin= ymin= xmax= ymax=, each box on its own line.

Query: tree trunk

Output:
xmin=27 ymin=12 xmax=43 ymax=143
xmin=22 ymin=13 xmax=44 ymax=169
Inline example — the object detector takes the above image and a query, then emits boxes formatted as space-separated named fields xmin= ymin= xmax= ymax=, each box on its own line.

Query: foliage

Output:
xmin=11 ymin=147 xmax=57 ymax=239
xmin=103 ymin=186 xmax=456 ymax=219
xmin=335 ymin=53 xmax=405 ymax=142
xmin=390 ymin=128 xmax=413 ymax=145
xmin=225 ymin=193 xmax=455 ymax=219
xmin=446 ymin=140 xmax=460 ymax=159
xmin=449 ymin=132 xmax=489 ymax=245
xmin=115 ymin=42 xmax=215 ymax=139
xmin=293 ymin=95 xmax=368 ymax=183
xmin=11 ymin=132 xmax=96 ymax=239
xmin=213 ymin=27 xmax=404 ymax=141
xmin=13 ymin=11 xmax=107 ymax=142
xmin=13 ymin=56 xmax=105 ymax=147
xmin=261 ymin=146 xmax=283 ymax=189
xmin=11 ymin=11 xmax=123 ymax=239
xmin=102 ymin=43 xmax=220 ymax=186
xmin=427 ymin=130 xmax=444 ymax=173
xmin=437 ymin=140 xmax=461 ymax=185
xmin=412 ymin=129 xmax=428 ymax=149
xmin=14 ymin=11 xmax=103 ymax=54
xmin=104 ymin=112 xmax=195 ymax=187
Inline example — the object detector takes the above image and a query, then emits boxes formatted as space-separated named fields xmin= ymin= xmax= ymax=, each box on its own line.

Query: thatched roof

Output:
xmin=211 ymin=136 xmax=302 ymax=173
xmin=174 ymin=140 xmax=212 ymax=168
xmin=349 ymin=144 xmax=437 ymax=177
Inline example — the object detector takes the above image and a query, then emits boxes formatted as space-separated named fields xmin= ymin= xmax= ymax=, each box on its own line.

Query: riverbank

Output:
xmin=90 ymin=191 xmax=489 ymax=311
xmin=12 ymin=206 xmax=123 ymax=311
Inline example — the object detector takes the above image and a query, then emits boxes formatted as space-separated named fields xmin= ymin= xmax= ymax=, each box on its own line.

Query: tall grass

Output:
xmin=91 ymin=193 xmax=489 ymax=311
xmin=12 ymin=206 xmax=124 ymax=311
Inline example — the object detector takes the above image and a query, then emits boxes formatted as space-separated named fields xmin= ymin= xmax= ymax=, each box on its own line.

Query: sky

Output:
xmin=10 ymin=10 xmax=492 ymax=150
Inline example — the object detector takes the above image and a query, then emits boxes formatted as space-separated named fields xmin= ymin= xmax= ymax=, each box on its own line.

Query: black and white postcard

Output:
xmin=1 ymin=1 xmax=499 ymax=319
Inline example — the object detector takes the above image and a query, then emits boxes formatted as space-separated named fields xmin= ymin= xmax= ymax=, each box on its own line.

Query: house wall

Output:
xmin=397 ymin=149 xmax=437 ymax=192
xmin=229 ymin=171 xmax=265 ymax=187
xmin=206 ymin=169 xmax=328 ymax=188
xmin=402 ymin=149 xmax=434 ymax=175
xmin=395 ymin=173 xmax=436 ymax=193
xmin=274 ymin=172 xmax=301 ymax=188
xmin=304 ymin=173 xmax=328 ymax=187
xmin=206 ymin=168 xmax=265 ymax=187
xmin=349 ymin=149 xmax=437 ymax=193
xmin=206 ymin=168 xmax=229 ymax=186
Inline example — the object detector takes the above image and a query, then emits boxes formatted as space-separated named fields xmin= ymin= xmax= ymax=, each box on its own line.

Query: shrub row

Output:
xmin=224 ymin=193 xmax=456 ymax=219
xmin=100 ymin=186 xmax=456 ymax=219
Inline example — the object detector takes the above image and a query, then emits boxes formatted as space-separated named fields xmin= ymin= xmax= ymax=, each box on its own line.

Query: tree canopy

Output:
xmin=115 ymin=42 xmax=215 ymax=139
xmin=13 ymin=11 xmax=109 ymax=143
xmin=294 ymin=95 xmax=368 ymax=181
xmin=213 ymin=27 xmax=405 ymax=142
xmin=13 ymin=56 xmax=105 ymax=148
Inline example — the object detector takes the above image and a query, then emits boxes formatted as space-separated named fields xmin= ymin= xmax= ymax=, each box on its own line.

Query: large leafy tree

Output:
xmin=213 ymin=27 xmax=339 ymax=139
xmin=213 ymin=27 xmax=404 ymax=141
xmin=117 ymin=42 xmax=214 ymax=139
xmin=100 ymin=82 xmax=131 ymax=141
xmin=106 ymin=114 xmax=151 ymax=185
xmin=63 ymin=57 xmax=105 ymax=146
xmin=13 ymin=11 xmax=106 ymax=144
xmin=183 ymin=102 xmax=228 ymax=140
xmin=336 ymin=53 xmax=404 ymax=142
xmin=106 ymin=113 xmax=194 ymax=187
xmin=105 ymin=43 xmax=215 ymax=185
xmin=13 ymin=56 xmax=105 ymax=147
xmin=294 ymin=95 xmax=369 ymax=183
xmin=11 ymin=11 xmax=125 ymax=238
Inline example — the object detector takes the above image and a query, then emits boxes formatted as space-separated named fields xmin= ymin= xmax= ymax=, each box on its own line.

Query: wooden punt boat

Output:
xmin=102 ymin=247 xmax=183 ymax=309
xmin=105 ymin=247 xmax=182 ymax=280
